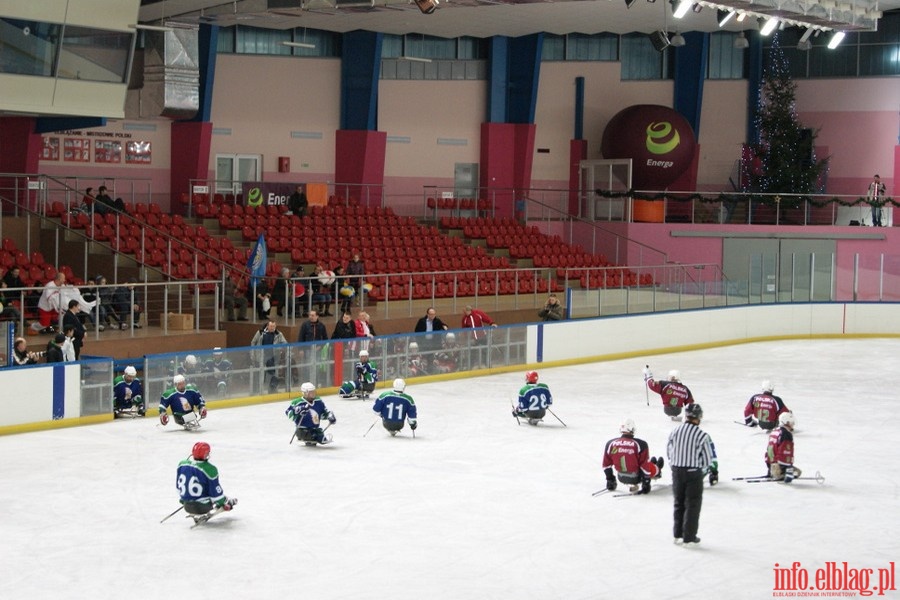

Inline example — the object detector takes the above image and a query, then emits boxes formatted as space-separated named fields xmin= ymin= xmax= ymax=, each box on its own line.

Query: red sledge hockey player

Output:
xmin=743 ymin=380 xmax=790 ymax=430
xmin=602 ymin=418 xmax=664 ymax=494
xmin=766 ymin=412 xmax=802 ymax=482
xmin=644 ymin=367 xmax=695 ymax=420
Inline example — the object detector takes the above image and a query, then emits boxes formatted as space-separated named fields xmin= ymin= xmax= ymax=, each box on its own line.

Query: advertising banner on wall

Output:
xmin=240 ymin=182 xmax=304 ymax=207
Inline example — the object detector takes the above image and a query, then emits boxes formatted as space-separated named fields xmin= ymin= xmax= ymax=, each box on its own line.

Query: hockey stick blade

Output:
xmin=160 ymin=505 xmax=184 ymax=524
xmin=733 ymin=420 xmax=754 ymax=427
xmin=547 ymin=408 xmax=567 ymax=427
xmin=591 ymin=489 xmax=612 ymax=497
xmin=745 ymin=471 xmax=825 ymax=485
xmin=732 ymin=475 xmax=771 ymax=481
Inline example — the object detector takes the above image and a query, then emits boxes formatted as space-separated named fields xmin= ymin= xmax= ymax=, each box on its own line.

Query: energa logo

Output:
xmin=247 ymin=187 xmax=263 ymax=207
xmin=646 ymin=122 xmax=680 ymax=155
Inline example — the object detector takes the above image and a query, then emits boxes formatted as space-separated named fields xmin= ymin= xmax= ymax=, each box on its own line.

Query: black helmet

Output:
xmin=684 ymin=403 xmax=703 ymax=421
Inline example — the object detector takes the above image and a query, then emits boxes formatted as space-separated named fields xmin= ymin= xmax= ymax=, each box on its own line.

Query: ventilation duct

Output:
xmin=134 ymin=28 xmax=200 ymax=120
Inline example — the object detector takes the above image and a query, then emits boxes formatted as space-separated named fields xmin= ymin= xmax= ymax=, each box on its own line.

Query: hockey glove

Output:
xmin=642 ymin=367 xmax=653 ymax=381
xmin=223 ymin=498 xmax=237 ymax=511
xmin=708 ymin=468 xmax=719 ymax=486
xmin=745 ymin=416 xmax=757 ymax=427
xmin=604 ymin=467 xmax=617 ymax=491
xmin=328 ymin=414 xmax=337 ymax=424
xmin=783 ymin=466 xmax=794 ymax=484
xmin=409 ymin=419 xmax=417 ymax=431
xmin=159 ymin=413 xmax=169 ymax=426
xmin=200 ymin=407 xmax=208 ymax=419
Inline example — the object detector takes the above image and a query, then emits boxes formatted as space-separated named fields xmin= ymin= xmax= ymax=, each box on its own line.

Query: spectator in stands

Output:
xmin=309 ymin=264 xmax=333 ymax=317
xmin=94 ymin=186 xmax=115 ymax=215
xmin=2 ymin=266 xmax=36 ymax=317
xmin=62 ymin=299 xmax=86 ymax=359
xmin=92 ymin=275 xmax=122 ymax=329
xmin=287 ymin=185 xmax=308 ymax=217
xmin=538 ymin=294 xmax=564 ymax=322
xmin=332 ymin=310 xmax=356 ymax=340
xmin=354 ymin=311 xmax=376 ymax=342
xmin=113 ymin=197 xmax=127 ymax=213
xmin=45 ymin=333 xmax=66 ymax=363
xmin=249 ymin=277 xmax=272 ymax=321
xmin=81 ymin=188 xmax=95 ymax=213
xmin=223 ymin=275 xmax=249 ymax=322
xmin=298 ymin=309 xmax=328 ymax=343
xmin=292 ymin=265 xmax=309 ymax=317
xmin=415 ymin=307 xmax=449 ymax=353
xmin=62 ymin=282 xmax=101 ymax=331
xmin=31 ymin=272 xmax=67 ymax=335
xmin=113 ymin=278 xmax=144 ymax=329
xmin=61 ymin=326 xmax=76 ymax=361
xmin=334 ymin=265 xmax=353 ymax=314
xmin=250 ymin=319 xmax=287 ymax=393
xmin=12 ymin=337 xmax=40 ymax=366
xmin=0 ymin=279 xmax=23 ymax=328
xmin=461 ymin=305 xmax=497 ymax=368
xmin=271 ymin=267 xmax=292 ymax=318
xmin=347 ymin=252 xmax=365 ymax=302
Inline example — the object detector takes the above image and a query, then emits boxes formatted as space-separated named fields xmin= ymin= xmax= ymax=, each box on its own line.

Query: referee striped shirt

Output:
xmin=667 ymin=422 xmax=714 ymax=468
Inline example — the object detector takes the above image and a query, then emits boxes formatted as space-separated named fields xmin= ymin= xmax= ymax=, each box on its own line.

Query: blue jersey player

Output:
xmin=159 ymin=374 xmax=207 ymax=430
xmin=513 ymin=370 xmax=553 ymax=425
xmin=354 ymin=350 xmax=378 ymax=397
xmin=372 ymin=378 xmax=418 ymax=436
xmin=113 ymin=365 xmax=144 ymax=418
xmin=286 ymin=382 xmax=336 ymax=445
xmin=176 ymin=442 xmax=237 ymax=525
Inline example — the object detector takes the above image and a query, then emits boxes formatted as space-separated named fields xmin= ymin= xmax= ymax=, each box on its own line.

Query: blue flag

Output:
xmin=246 ymin=233 xmax=267 ymax=285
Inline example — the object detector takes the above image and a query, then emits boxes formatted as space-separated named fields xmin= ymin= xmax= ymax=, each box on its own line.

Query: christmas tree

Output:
xmin=749 ymin=34 xmax=828 ymax=203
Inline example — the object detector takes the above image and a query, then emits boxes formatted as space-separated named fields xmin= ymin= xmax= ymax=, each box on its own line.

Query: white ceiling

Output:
xmin=139 ymin=0 xmax=900 ymax=39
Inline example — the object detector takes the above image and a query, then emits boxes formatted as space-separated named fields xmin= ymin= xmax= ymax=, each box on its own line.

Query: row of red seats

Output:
xmin=367 ymin=276 xmax=557 ymax=302
xmin=427 ymin=198 xmax=489 ymax=211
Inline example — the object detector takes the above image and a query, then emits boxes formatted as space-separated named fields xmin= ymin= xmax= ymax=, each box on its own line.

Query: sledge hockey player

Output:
xmin=512 ymin=370 xmax=553 ymax=425
xmin=203 ymin=347 xmax=233 ymax=397
xmin=602 ymin=418 xmax=664 ymax=494
xmin=159 ymin=374 xmax=207 ymax=430
xmin=407 ymin=341 xmax=432 ymax=376
xmin=113 ymin=365 xmax=144 ymax=418
xmin=372 ymin=378 xmax=418 ymax=436
xmin=743 ymin=380 xmax=791 ymax=430
xmin=644 ymin=367 xmax=695 ymax=420
xmin=286 ymin=382 xmax=336 ymax=445
xmin=338 ymin=380 xmax=359 ymax=399
xmin=432 ymin=332 xmax=459 ymax=374
xmin=765 ymin=412 xmax=802 ymax=483
xmin=176 ymin=442 xmax=237 ymax=525
xmin=355 ymin=350 xmax=378 ymax=398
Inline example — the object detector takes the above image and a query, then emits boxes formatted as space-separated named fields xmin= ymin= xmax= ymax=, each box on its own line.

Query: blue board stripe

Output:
xmin=52 ymin=365 xmax=65 ymax=419
xmin=536 ymin=324 xmax=544 ymax=363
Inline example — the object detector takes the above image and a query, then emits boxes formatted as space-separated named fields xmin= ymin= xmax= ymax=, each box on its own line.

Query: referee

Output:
xmin=666 ymin=403 xmax=715 ymax=546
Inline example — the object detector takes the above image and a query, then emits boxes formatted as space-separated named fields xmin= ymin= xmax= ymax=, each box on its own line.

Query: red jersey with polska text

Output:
xmin=602 ymin=435 xmax=649 ymax=476
xmin=766 ymin=426 xmax=795 ymax=466
xmin=744 ymin=393 xmax=789 ymax=424
xmin=648 ymin=380 xmax=694 ymax=409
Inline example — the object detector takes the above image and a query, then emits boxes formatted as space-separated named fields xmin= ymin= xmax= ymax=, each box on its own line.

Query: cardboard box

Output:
xmin=159 ymin=313 xmax=194 ymax=330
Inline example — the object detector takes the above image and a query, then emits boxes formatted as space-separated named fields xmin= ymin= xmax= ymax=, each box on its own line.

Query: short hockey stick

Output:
xmin=746 ymin=471 xmax=825 ymax=485
xmin=547 ymin=408 xmax=567 ymax=428
xmin=160 ymin=505 xmax=184 ymax=524
xmin=644 ymin=365 xmax=650 ymax=406
xmin=362 ymin=419 xmax=377 ymax=437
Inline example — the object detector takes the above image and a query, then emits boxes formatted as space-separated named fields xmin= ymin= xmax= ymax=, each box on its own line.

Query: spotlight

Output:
xmin=670 ymin=32 xmax=686 ymax=46
xmin=797 ymin=39 xmax=812 ymax=51
xmin=760 ymin=18 xmax=779 ymax=36
xmin=647 ymin=0 xmax=656 ymax=3
xmin=827 ymin=31 xmax=845 ymax=49
xmin=413 ymin=0 xmax=438 ymax=14
xmin=648 ymin=30 xmax=670 ymax=51
xmin=799 ymin=28 xmax=814 ymax=43
xmin=625 ymin=0 xmax=637 ymax=8
xmin=736 ymin=12 xmax=746 ymax=22
xmin=691 ymin=3 xmax=703 ymax=13
xmin=717 ymin=9 xmax=735 ymax=27
xmin=672 ymin=0 xmax=692 ymax=19
xmin=733 ymin=31 xmax=749 ymax=49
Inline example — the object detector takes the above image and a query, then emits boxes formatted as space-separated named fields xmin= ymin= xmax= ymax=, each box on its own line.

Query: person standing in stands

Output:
xmin=62 ymin=299 xmax=87 ymax=360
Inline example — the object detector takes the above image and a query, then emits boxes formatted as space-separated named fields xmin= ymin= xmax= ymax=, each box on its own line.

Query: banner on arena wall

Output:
xmin=241 ymin=182 xmax=305 ymax=207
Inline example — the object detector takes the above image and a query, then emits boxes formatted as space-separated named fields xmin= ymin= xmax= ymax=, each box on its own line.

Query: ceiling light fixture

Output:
xmin=672 ymin=0 xmax=692 ymax=19
xmin=129 ymin=24 xmax=175 ymax=32
xmin=282 ymin=41 xmax=316 ymax=49
xmin=398 ymin=55 xmax=433 ymax=63
xmin=413 ymin=0 xmax=439 ymax=14
xmin=760 ymin=17 xmax=779 ymax=36
xmin=827 ymin=31 xmax=846 ymax=49
xmin=717 ymin=9 xmax=735 ymax=27
xmin=670 ymin=32 xmax=686 ymax=46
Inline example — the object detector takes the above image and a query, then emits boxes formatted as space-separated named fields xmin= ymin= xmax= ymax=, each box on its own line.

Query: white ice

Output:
xmin=1 ymin=339 xmax=899 ymax=600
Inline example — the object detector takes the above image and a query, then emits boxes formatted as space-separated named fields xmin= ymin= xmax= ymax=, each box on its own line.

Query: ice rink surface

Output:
xmin=2 ymin=338 xmax=899 ymax=600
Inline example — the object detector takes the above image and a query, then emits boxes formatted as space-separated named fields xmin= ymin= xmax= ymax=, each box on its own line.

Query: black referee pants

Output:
xmin=672 ymin=467 xmax=705 ymax=542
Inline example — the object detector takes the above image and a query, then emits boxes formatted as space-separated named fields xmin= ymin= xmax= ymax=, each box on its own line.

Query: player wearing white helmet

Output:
xmin=286 ymin=382 xmax=336 ymax=445
xmin=372 ymin=378 xmax=418 ymax=436
xmin=602 ymin=418 xmax=664 ymax=494
xmin=354 ymin=349 xmax=378 ymax=398
xmin=513 ymin=371 xmax=553 ymax=426
xmin=643 ymin=365 xmax=695 ymax=420
xmin=203 ymin=347 xmax=233 ymax=397
xmin=159 ymin=373 xmax=206 ymax=430
xmin=766 ymin=412 xmax=802 ymax=483
xmin=743 ymin=380 xmax=791 ymax=430
xmin=113 ymin=365 xmax=144 ymax=418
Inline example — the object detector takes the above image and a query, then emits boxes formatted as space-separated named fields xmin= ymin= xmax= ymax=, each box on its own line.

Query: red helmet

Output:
xmin=525 ymin=371 xmax=539 ymax=384
xmin=192 ymin=442 xmax=211 ymax=461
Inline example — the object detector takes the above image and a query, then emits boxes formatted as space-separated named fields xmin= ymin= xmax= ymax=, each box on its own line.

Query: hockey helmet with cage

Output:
xmin=173 ymin=374 xmax=186 ymax=388
xmin=684 ymin=403 xmax=703 ymax=421
xmin=184 ymin=354 xmax=198 ymax=367
xmin=525 ymin=371 xmax=539 ymax=384
xmin=124 ymin=366 xmax=137 ymax=377
xmin=761 ymin=380 xmax=774 ymax=393
xmin=359 ymin=350 xmax=369 ymax=359
xmin=446 ymin=332 xmax=456 ymax=342
xmin=393 ymin=378 xmax=406 ymax=392
xmin=300 ymin=382 xmax=316 ymax=396
xmin=667 ymin=369 xmax=682 ymax=382
xmin=192 ymin=442 xmax=211 ymax=461
xmin=409 ymin=342 xmax=419 ymax=352
xmin=779 ymin=412 xmax=796 ymax=429
xmin=213 ymin=347 xmax=224 ymax=358
xmin=619 ymin=418 xmax=636 ymax=434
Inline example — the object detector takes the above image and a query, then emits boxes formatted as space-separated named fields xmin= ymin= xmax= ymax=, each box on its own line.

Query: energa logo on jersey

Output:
xmin=645 ymin=121 xmax=680 ymax=155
